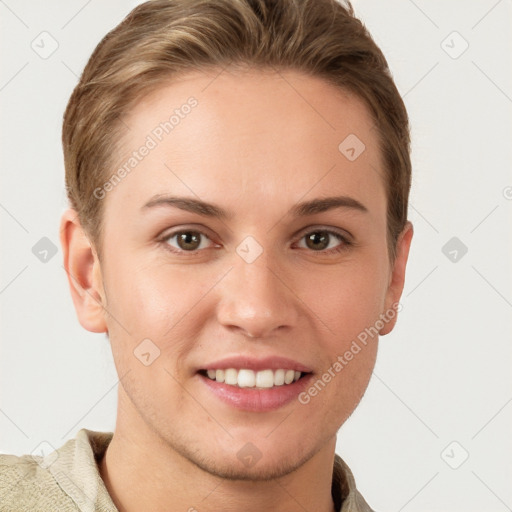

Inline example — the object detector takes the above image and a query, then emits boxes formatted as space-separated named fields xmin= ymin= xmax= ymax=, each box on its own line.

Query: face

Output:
xmin=72 ymin=67 xmax=412 ymax=480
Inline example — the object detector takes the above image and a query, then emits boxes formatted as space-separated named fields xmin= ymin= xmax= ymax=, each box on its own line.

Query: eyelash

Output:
xmin=158 ymin=227 xmax=353 ymax=256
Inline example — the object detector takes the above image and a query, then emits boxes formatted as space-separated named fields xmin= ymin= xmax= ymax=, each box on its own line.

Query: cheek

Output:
xmin=106 ymin=265 xmax=170 ymax=333
xmin=103 ymin=258 xmax=215 ymax=359
xmin=299 ymin=257 xmax=388 ymax=348
xmin=293 ymin=256 xmax=385 ymax=414
xmin=102 ymin=266 xmax=195 ymax=408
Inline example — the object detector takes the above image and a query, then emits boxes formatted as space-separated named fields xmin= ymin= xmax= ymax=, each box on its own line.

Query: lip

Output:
xmin=198 ymin=355 xmax=313 ymax=373
xmin=198 ymin=371 xmax=314 ymax=412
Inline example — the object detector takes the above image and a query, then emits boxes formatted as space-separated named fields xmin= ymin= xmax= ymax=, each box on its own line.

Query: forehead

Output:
xmin=107 ymin=67 xmax=386 ymax=225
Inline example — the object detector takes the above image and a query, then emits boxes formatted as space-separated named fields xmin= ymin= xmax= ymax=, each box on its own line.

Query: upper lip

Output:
xmin=200 ymin=355 xmax=313 ymax=373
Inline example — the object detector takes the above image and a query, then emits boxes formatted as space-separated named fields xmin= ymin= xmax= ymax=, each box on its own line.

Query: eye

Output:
xmin=296 ymin=229 xmax=351 ymax=254
xmin=161 ymin=229 xmax=214 ymax=253
xmin=159 ymin=227 xmax=352 ymax=255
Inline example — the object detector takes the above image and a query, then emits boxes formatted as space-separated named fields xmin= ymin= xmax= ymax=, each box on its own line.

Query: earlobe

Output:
xmin=379 ymin=221 xmax=414 ymax=336
xmin=59 ymin=208 xmax=108 ymax=334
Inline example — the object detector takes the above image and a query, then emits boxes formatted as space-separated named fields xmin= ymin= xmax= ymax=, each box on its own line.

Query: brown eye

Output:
xmin=176 ymin=232 xmax=201 ymax=250
xmin=163 ymin=230 xmax=212 ymax=252
xmin=305 ymin=232 xmax=330 ymax=250
xmin=298 ymin=230 xmax=349 ymax=253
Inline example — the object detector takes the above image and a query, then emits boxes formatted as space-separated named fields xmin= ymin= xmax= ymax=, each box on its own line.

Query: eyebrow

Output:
xmin=141 ymin=194 xmax=368 ymax=219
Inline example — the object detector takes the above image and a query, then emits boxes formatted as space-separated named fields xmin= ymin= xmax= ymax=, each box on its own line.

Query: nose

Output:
xmin=216 ymin=252 xmax=299 ymax=339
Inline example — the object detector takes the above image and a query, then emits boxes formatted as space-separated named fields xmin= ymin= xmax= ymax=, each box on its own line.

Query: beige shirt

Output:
xmin=0 ymin=429 xmax=375 ymax=511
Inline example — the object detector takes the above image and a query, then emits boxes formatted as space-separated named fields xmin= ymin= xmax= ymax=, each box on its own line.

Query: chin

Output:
xmin=190 ymin=452 xmax=308 ymax=482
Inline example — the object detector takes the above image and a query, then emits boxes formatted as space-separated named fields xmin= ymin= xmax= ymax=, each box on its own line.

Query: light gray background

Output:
xmin=1 ymin=1 xmax=511 ymax=511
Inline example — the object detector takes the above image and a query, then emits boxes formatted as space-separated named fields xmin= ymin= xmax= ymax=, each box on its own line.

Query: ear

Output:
xmin=379 ymin=221 xmax=414 ymax=336
xmin=59 ymin=208 xmax=108 ymax=333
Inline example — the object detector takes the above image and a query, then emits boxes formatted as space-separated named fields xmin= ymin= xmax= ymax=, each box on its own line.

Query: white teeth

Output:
xmin=274 ymin=369 xmax=285 ymax=386
xmin=255 ymin=369 xmax=274 ymax=388
xmin=237 ymin=369 xmax=255 ymax=388
xmin=284 ymin=369 xmax=295 ymax=384
xmin=224 ymin=368 xmax=238 ymax=385
xmin=204 ymin=368 xmax=305 ymax=388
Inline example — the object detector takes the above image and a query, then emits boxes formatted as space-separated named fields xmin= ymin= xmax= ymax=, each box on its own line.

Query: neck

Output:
xmin=99 ymin=389 xmax=338 ymax=512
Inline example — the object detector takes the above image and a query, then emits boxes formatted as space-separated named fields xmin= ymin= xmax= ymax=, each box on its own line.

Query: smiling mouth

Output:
xmin=198 ymin=368 xmax=310 ymax=389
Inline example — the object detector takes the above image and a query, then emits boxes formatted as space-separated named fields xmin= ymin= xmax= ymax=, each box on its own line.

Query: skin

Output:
xmin=60 ymin=67 xmax=413 ymax=512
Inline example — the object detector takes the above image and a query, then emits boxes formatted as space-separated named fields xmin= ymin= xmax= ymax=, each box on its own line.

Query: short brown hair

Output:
xmin=62 ymin=0 xmax=411 ymax=263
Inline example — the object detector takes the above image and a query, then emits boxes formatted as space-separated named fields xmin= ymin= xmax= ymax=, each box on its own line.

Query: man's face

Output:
xmin=91 ymin=67 xmax=409 ymax=479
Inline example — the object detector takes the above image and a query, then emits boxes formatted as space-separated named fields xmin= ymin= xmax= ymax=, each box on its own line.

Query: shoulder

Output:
xmin=0 ymin=451 xmax=78 ymax=511
xmin=334 ymin=453 xmax=377 ymax=512
xmin=0 ymin=428 xmax=115 ymax=512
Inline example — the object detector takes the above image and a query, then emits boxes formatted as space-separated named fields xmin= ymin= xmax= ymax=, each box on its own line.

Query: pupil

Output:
xmin=307 ymin=232 xmax=328 ymax=250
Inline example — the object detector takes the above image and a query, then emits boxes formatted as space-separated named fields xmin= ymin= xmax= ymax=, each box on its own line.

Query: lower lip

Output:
xmin=198 ymin=372 xmax=314 ymax=412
